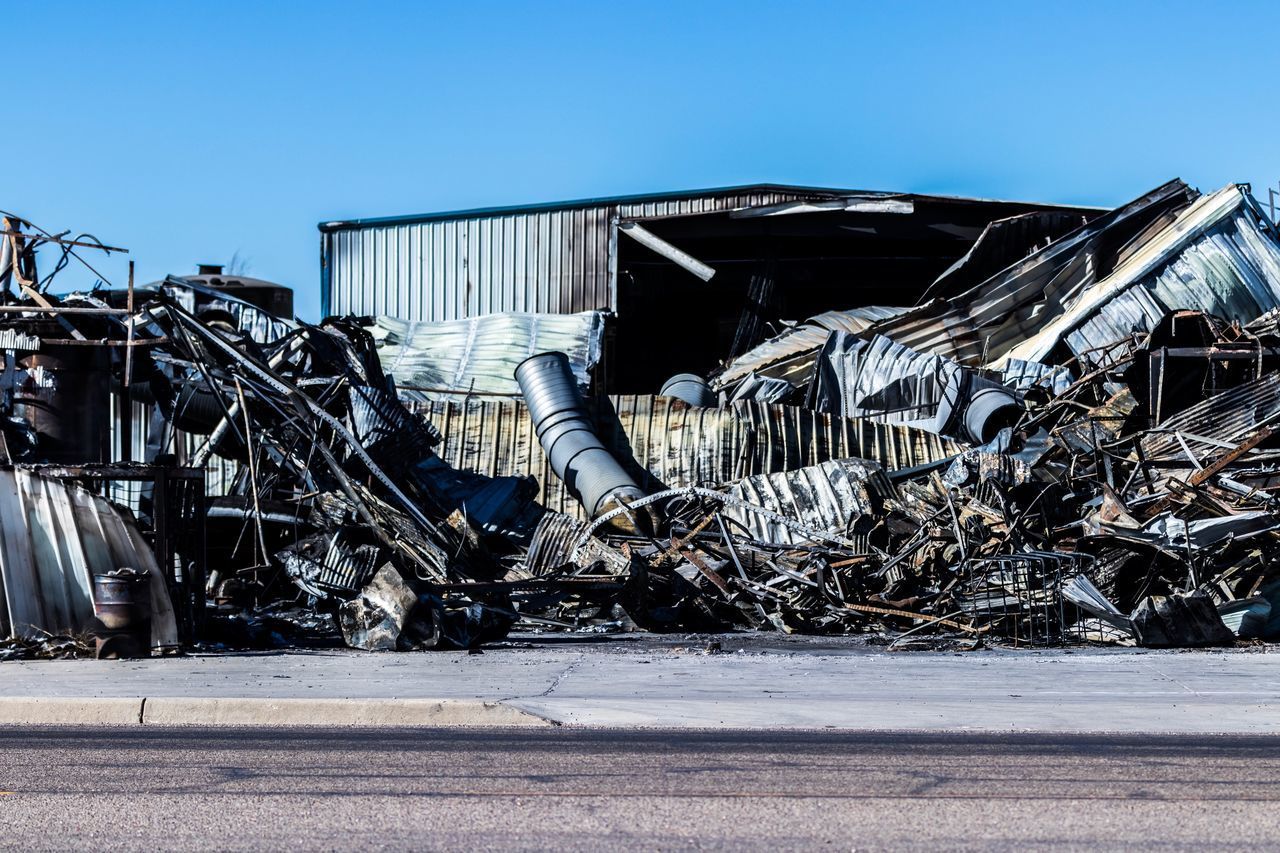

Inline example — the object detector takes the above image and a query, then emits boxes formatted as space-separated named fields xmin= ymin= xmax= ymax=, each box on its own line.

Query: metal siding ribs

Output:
xmin=409 ymin=395 xmax=959 ymax=520
xmin=0 ymin=469 xmax=177 ymax=644
xmin=322 ymin=190 xmax=826 ymax=321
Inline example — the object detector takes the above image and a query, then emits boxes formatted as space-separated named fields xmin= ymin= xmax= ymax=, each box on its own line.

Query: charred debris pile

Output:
xmin=4 ymin=179 xmax=1280 ymax=656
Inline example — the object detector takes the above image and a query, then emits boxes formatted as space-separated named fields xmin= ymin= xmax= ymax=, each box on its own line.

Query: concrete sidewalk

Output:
xmin=1 ymin=643 xmax=1277 ymax=731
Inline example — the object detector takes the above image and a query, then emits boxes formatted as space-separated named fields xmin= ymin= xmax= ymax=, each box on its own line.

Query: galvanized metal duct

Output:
xmin=812 ymin=332 xmax=1022 ymax=445
xmin=515 ymin=352 xmax=647 ymax=522
xmin=659 ymin=373 xmax=716 ymax=407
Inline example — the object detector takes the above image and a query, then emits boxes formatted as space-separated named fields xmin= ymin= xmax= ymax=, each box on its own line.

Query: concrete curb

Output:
xmin=0 ymin=697 xmax=553 ymax=727
xmin=0 ymin=697 xmax=145 ymax=725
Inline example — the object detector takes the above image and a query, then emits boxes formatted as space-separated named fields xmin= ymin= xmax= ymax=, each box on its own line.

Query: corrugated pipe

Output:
xmin=515 ymin=352 xmax=649 ymax=525
xmin=660 ymin=373 xmax=716 ymax=407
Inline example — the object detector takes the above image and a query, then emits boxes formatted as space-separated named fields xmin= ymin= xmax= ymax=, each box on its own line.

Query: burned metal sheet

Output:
xmin=723 ymin=459 xmax=895 ymax=548
xmin=868 ymin=180 xmax=1197 ymax=365
xmin=920 ymin=210 xmax=1093 ymax=303
xmin=1136 ymin=371 xmax=1280 ymax=463
xmin=411 ymin=394 xmax=961 ymax=519
xmin=809 ymin=332 xmax=1023 ymax=444
xmin=712 ymin=305 xmax=908 ymax=391
xmin=1008 ymin=186 xmax=1280 ymax=367
xmin=373 ymin=310 xmax=605 ymax=398
xmin=1000 ymin=359 xmax=1074 ymax=395
xmin=156 ymin=275 xmax=295 ymax=344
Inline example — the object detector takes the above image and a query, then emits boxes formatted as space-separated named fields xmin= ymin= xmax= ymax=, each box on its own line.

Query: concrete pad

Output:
xmin=0 ymin=697 xmax=143 ymax=725
xmin=143 ymin=697 xmax=551 ymax=727
xmin=3 ymin=645 xmax=1278 ymax=732
xmin=0 ymin=650 xmax=571 ymax=699
xmin=507 ymin=649 xmax=1280 ymax=733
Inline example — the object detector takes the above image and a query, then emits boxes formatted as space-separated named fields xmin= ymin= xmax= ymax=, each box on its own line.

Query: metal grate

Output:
xmin=959 ymin=551 xmax=1094 ymax=647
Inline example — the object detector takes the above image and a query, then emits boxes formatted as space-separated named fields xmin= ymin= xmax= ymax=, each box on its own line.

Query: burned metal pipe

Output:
xmin=515 ymin=352 xmax=647 ymax=520
xmin=961 ymin=384 xmax=1023 ymax=445
xmin=660 ymin=373 xmax=716 ymax=407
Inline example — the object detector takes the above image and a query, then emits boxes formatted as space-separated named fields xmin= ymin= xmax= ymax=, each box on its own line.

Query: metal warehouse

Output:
xmin=320 ymin=184 xmax=1099 ymax=391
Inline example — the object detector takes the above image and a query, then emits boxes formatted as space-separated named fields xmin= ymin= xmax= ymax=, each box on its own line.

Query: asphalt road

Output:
xmin=1 ymin=727 xmax=1277 ymax=851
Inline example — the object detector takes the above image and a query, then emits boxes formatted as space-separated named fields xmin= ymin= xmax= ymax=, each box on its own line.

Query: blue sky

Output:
xmin=10 ymin=1 xmax=1279 ymax=320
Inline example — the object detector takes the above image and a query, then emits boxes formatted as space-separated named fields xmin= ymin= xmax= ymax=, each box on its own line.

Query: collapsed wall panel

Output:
xmin=0 ymin=468 xmax=176 ymax=646
xmin=409 ymin=395 xmax=960 ymax=519
xmin=372 ymin=310 xmax=605 ymax=398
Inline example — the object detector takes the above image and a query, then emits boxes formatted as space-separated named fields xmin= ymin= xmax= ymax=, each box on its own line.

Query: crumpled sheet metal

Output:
xmin=727 ymin=373 xmax=794 ymax=404
xmin=1141 ymin=512 xmax=1279 ymax=550
xmin=866 ymin=180 xmax=1197 ymax=366
xmin=920 ymin=210 xmax=1093 ymax=303
xmin=810 ymin=332 xmax=960 ymax=432
xmin=942 ymin=449 xmax=1031 ymax=489
xmin=158 ymin=275 xmax=295 ymax=344
xmin=723 ymin=458 xmax=895 ymax=548
xmin=1136 ymin=371 xmax=1280 ymax=463
xmin=1000 ymin=358 xmax=1074 ymax=395
xmin=410 ymin=394 xmax=960 ymax=519
xmin=0 ymin=468 xmax=177 ymax=646
xmin=1007 ymin=185 xmax=1280 ymax=368
xmin=711 ymin=305 xmax=908 ymax=391
xmin=809 ymin=330 xmax=1026 ymax=446
xmin=372 ymin=310 xmax=604 ymax=398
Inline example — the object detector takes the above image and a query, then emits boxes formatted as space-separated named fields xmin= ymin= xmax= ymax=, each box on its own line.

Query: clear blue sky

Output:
xmin=10 ymin=1 xmax=1279 ymax=320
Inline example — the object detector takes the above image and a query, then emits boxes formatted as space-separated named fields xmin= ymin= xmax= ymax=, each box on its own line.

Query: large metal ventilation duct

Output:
xmin=957 ymin=384 xmax=1023 ymax=445
xmin=659 ymin=373 xmax=716 ymax=407
xmin=516 ymin=352 xmax=648 ymax=522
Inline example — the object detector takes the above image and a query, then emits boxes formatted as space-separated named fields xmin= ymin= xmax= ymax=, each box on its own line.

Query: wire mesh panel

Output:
xmin=959 ymin=552 xmax=1093 ymax=646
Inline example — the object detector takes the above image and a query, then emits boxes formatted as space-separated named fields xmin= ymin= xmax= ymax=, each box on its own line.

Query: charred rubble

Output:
xmin=4 ymin=179 xmax=1280 ymax=656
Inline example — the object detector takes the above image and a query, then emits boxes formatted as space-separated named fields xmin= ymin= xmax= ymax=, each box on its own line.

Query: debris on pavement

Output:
xmin=4 ymin=179 xmax=1280 ymax=654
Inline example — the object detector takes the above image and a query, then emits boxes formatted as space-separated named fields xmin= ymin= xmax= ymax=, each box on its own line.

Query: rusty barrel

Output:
xmin=92 ymin=570 xmax=152 ymax=658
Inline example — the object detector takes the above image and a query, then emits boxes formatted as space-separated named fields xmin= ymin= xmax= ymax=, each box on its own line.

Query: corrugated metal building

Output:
xmin=321 ymin=185 xmax=1100 ymax=390
xmin=321 ymin=185 xmax=834 ymax=320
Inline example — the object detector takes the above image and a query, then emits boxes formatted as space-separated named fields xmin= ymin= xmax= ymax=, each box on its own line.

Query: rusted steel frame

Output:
xmin=680 ymin=543 xmax=734 ymax=598
xmin=1188 ymin=426 xmax=1274 ymax=487
xmin=839 ymin=601 xmax=984 ymax=634
xmin=828 ymin=554 xmax=875 ymax=568
xmin=19 ymin=282 xmax=89 ymax=342
xmin=662 ymin=513 xmax=716 ymax=562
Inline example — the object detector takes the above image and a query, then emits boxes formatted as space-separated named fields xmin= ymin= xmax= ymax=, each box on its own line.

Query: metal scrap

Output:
xmin=5 ymin=181 xmax=1280 ymax=654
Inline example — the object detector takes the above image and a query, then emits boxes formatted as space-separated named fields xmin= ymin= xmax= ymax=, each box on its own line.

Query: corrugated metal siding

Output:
xmin=1061 ymin=203 xmax=1280 ymax=365
xmin=713 ymin=305 xmax=910 ymax=390
xmin=323 ymin=191 xmax=818 ymax=321
xmin=0 ymin=468 xmax=177 ymax=643
xmin=108 ymin=396 xmax=239 ymax=508
xmin=724 ymin=459 xmax=895 ymax=548
xmin=410 ymin=395 xmax=960 ymax=519
xmin=1137 ymin=372 xmax=1280 ymax=462
xmin=867 ymin=180 xmax=1197 ymax=366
